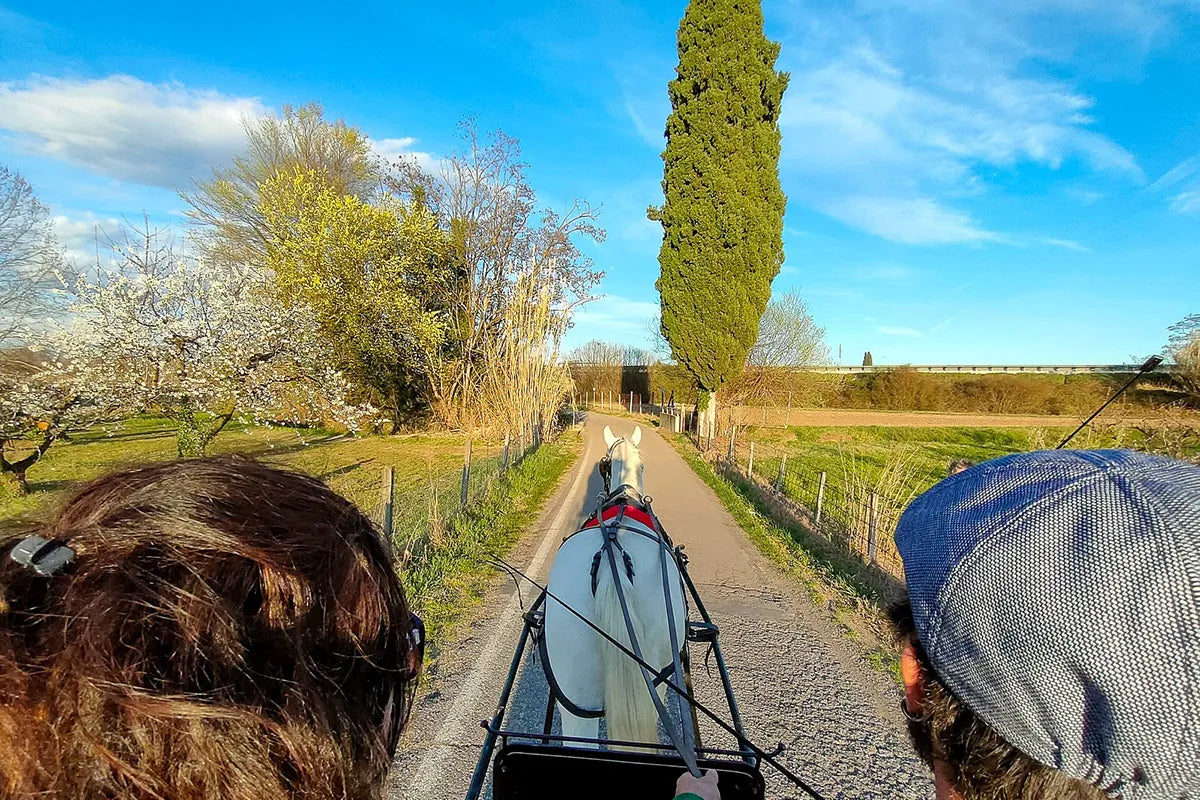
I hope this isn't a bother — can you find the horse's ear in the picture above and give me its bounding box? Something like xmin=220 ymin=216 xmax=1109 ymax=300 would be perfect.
xmin=603 ymin=425 xmax=617 ymax=447
xmin=631 ymin=426 xmax=642 ymax=447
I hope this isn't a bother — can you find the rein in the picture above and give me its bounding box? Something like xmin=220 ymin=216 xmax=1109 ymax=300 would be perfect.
xmin=489 ymin=439 xmax=831 ymax=799
xmin=586 ymin=483 xmax=698 ymax=776
xmin=488 ymin=552 xmax=830 ymax=800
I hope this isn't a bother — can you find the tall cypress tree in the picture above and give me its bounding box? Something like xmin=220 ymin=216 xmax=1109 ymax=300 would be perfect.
xmin=651 ymin=0 xmax=788 ymax=435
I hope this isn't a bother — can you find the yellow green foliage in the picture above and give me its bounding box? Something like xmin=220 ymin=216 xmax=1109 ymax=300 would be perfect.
xmin=185 ymin=103 xmax=377 ymax=267
xmin=258 ymin=171 xmax=453 ymax=422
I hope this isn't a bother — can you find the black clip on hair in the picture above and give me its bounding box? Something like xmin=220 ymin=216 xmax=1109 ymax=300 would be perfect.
xmin=10 ymin=535 xmax=75 ymax=577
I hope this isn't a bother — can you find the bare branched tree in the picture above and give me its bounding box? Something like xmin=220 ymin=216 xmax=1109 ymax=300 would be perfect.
xmin=569 ymin=340 xmax=626 ymax=366
xmin=1167 ymin=313 xmax=1200 ymax=405
xmin=386 ymin=121 xmax=604 ymax=428
xmin=729 ymin=289 xmax=829 ymax=404
xmin=746 ymin=290 xmax=829 ymax=367
xmin=0 ymin=167 xmax=61 ymax=346
xmin=183 ymin=103 xmax=377 ymax=267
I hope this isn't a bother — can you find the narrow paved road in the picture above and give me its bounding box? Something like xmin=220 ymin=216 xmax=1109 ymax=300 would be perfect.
xmin=387 ymin=412 xmax=932 ymax=800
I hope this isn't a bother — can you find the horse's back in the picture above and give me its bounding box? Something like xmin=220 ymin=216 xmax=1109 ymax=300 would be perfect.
xmin=544 ymin=528 xmax=606 ymax=711
xmin=543 ymin=523 xmax=688 ymax=714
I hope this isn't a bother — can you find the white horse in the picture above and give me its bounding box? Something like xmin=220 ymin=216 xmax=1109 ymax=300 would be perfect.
xmin=542 ymin=424 xmax=688 ymax=749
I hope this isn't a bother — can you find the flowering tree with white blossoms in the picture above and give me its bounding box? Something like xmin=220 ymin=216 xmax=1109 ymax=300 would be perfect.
xmin=0 ymin=352 xmax=123 ymax=493
xmin=47 ymin=225 xmax=375 ymax=459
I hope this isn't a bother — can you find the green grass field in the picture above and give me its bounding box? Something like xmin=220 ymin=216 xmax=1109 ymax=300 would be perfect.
xmin=1 ymin=417 xmax=581 ymax=667
xmin=1 ymin=416 xmax=489 ymax=524
xmin=679 ymin=420 xmax=1200 ymax=674
xmin=733 ymin=421 xmax=1200 ymax=497
xmin=741 ymin=425 xmax=1069 ymax=492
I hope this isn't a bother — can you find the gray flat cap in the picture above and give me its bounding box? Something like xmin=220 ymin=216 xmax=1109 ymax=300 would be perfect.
xmin=896 ymin=449 xmax=1200 ymax=799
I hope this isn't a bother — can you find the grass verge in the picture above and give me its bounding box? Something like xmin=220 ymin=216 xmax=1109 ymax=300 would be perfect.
xmin=404 ymin=429 xmax=581 ymax=672
xmin=669 ymin=434 xmax=900 ymax=677
xmin=0 ymin=416 xmax=476 ymax=525
xmin=1 ymin=415 xmax=582 ymax=677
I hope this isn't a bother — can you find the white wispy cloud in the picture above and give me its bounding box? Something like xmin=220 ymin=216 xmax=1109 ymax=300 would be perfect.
xmin=624 ymin=101 xmax=663 ymax=149
xmin=0 ymin=75 xmax=267 ymax=188
xmin=367 ymin=136 xmax=438 ymax=172
xmin=759 ymin=2 xmax=1181 ymax=245
xmin=929 ymin=316 xmax=957 ymax=335
xmin=1036 ymin=237 xmax=1090 ymax=252
xmin=877 ymin=325 xmax=923 ymax=337
xmin=52 ymin=213 xmax=122 ymax=264
xmin=1149 ymin=156 xmax=1199 ymax=191
xmin=1065 ymin=187 xmax=1105 ymax=206
xmin=1170 ymin=191 xmax=1200 ymax=216
xmin=1150 ymin=156 xmax=1200 ymax=215
xmin=780 ymin=47 xmax=1140 ymax=184
xmin=819 ymin=196 xmax=1003 ymax=245
xmin=570 ymin=293 xmax=660 ymax=340
xmin=0 ymin=74 xmax=433 ymax=198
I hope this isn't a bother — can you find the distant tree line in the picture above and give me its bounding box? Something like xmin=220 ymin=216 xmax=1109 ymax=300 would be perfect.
xmin=570 ymin=364 xmax=1177 ymax=417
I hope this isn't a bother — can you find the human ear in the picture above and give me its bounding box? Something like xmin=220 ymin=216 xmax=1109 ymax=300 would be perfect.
xmin=901 ymin=638 xmax=927 ymax=716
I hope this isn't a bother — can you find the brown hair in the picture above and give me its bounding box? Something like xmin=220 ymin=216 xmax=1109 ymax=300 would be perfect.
xmin=0 ymin=456 xmax=416 ymax=800
xmin=891 ymin=603 xmax=1105 ymax=800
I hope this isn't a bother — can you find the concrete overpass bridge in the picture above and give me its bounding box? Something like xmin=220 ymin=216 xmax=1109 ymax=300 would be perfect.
xmin=787 ymin=364 xmax=1147 ymax=375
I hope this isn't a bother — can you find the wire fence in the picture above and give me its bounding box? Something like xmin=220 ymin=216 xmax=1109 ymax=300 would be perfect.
xmin=703 ymin=426 xmax=932 ymax=580
xmin=580 ymin=388 xmax=673 ymax=417
xmin=579 ymin=388 xmax=833 ymax=429
xmin=363 ymin=420 xmax=555 ymax=567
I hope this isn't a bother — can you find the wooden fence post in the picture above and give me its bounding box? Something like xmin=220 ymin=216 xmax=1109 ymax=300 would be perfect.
xmin=748 ymin=442 xmax=755 ymax=477
xmin=775 ymin=454 xmax=787 ymax=491
xmin=380 ymin=466 xmax=394 ymax=539
xmin=460 ymin=439 xmax=472 ymax=506
xmin=502 ymin=433 xmax=511 ymax=472
xmin=785 ymin=392 xmax=792 ymax=428
xmin=628 ymin=392 xmax=634 ymax=413
xmin=867 ymin=491 xmax=880 ymax=564
xmin=727 ymin=425 xmax=737 ymax=465
xmin=816 ymin=471 xmax=827 ymax=525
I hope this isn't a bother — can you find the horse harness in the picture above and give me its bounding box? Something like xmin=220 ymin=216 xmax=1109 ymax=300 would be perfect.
xmin=543 ymin=462 xmax=701 ymax=774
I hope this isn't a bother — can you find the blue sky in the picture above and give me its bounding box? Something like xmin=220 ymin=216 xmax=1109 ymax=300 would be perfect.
xmin=1 ymin=0 xmax=1198 ymax=364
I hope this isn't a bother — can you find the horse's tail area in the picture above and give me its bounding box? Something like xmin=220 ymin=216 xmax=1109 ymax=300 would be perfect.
xmin=594 ymin=562 xmax=660 ymax=749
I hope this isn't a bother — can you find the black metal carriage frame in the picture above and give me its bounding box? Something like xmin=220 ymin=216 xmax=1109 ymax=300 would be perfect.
xmin=464 ymin=551 xmax=767 ymax=800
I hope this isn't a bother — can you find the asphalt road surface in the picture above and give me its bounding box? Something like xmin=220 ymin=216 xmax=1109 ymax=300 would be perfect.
xmin=387 ymin=412 xmax=932 ymax=800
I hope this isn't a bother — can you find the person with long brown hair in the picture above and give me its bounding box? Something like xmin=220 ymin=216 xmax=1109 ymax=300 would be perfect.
xmin=0 ymin=455 xmax=423 ymax=800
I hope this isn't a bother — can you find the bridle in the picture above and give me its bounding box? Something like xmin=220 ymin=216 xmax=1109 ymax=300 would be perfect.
xmin=598 ymin=437 xmax=621 ymax=493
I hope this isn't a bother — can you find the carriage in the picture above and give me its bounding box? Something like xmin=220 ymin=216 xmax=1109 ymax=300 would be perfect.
xmin=463 ymin=425 xmax=775 ymax=800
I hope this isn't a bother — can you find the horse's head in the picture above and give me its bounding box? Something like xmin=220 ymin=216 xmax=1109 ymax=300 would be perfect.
xmin=602 ymin=424 xmax=644 ymax=494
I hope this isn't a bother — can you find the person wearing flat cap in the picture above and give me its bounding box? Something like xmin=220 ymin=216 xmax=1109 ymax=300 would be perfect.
xmin=893 ymin=449 xmax=1200 ymax=800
